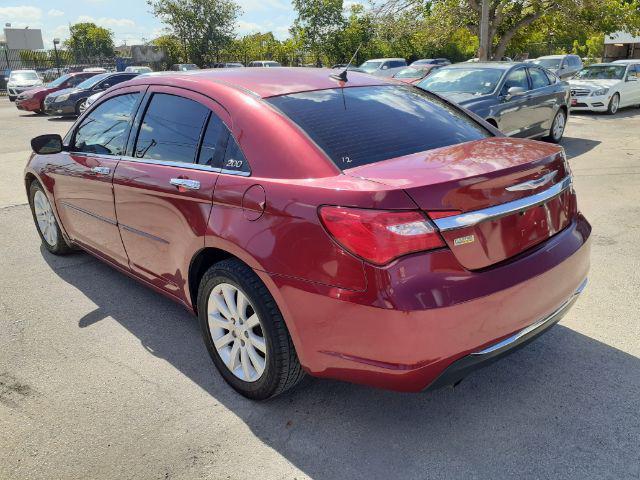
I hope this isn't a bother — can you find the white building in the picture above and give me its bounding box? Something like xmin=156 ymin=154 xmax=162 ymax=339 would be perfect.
xmin=604 ymin=32 xmax=640 ymax=61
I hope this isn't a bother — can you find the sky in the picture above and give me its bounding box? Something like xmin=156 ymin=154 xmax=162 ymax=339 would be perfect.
xmin=0 ymin=0 xmax=298 ymax=48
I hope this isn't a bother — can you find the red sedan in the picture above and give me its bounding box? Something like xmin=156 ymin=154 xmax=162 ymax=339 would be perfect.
xmin=25 ymin=68 xmax=590 ymax=399
xmin=15 ymin=72 xmax=97 ymax=113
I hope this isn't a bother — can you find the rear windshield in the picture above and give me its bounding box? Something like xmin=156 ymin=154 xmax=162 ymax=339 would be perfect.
xmin=267 ymin=85 xmax=490 ymax=169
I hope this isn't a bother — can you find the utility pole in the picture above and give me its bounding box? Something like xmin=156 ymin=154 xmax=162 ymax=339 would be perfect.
xmin=53 ymin=38 xmax=61 ymax=77
xmin=478 ymin=0 xmax=490 ymax=61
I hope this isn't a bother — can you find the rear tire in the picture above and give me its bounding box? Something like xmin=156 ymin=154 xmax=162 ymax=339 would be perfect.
xmin=606 ymin=93 xmax=620 ymax=115
xmin=8 ymin=96 xmax=16 ymax=102
xmin=545 ymin=109 xmax=566 ymax=143
xmin=28 ymin=181 xmax=74 ymax=255
xmin=197 ymin=259 xmax=305 ymax=400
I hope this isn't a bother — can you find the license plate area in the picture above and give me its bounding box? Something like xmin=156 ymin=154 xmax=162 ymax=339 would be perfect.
xmin=439 ymin=189 xmax=576 ymax=270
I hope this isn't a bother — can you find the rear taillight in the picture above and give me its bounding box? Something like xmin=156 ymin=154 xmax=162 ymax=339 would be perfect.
xmin=318 ymin=206 xmax=446 ymax=265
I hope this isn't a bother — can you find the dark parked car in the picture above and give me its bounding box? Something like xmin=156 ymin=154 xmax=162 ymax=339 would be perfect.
xmin=418 ymin=62 xmax=570 ymax=142
xmin=15 ymin=72 xmax=98 ymax=113
xmin=25 ymin=68 xmax=589 ymax=399
xmin=528 ymin=54 xmax=583 ymax=80
xmin=43 ymin=72 xmax=139 ymax=116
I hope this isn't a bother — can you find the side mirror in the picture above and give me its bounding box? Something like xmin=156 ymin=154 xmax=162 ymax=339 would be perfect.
xmin=382 ymin=65 xmax=388 ymax=70
xmin=506 ymin=86 xmax=526 ymax=99
xmin=31 ymin=134 xmax=63 ymax=154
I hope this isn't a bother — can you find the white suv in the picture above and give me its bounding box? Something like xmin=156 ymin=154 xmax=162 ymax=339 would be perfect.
xmin=5 ymin=70 xmax=43 ymax=102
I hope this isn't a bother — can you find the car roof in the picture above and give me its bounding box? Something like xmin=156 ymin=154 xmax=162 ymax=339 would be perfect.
xmin=443 ymin=61 xmax=523 ymax=70
xmin=537 ymin=55 xmax=574 ymax=59
xmin=11 ymin=69 xmax=37 ymax=73
xmin=130 ymin=67 xmax=391 ymax=98
xmin=365 ymin=58 xmax=405 ymax=62
xmin=613 ymin=59 xmax=640 ymax=64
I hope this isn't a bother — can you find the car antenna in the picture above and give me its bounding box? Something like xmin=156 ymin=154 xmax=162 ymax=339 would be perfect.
xmin=330 ymin=43 xmax=362 ymax=83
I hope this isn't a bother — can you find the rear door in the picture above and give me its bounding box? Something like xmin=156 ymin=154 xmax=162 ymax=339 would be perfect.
xmin=526 ymin=66 xmax=557 ymax=136
xmin=628 ymin=65 xmax=640 ymax=104
xmin=113 ymin=86 xmax=229 ymax=300
xmin=53 ymin=86 xmax=144 ymax=265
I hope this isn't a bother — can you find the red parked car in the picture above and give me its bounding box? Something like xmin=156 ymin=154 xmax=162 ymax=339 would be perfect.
xmin=15 ymin=72 xmax=97 ymax=113
xmin=25 ymin=68 xmax=590 ymax=399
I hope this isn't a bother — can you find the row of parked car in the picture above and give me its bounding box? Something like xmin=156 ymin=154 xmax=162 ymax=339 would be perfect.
xmin=7 ymin=56 xmax=640 ymax=145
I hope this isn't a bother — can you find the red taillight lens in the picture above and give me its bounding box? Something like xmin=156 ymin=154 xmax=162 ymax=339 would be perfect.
xmin=319 ymin=206 xmax=446 ymax=265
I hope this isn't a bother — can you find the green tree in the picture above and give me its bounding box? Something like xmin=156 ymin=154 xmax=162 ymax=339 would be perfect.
xmin=291 ymin=0 xmax=346 ymax=66
xmin=376 ymin=0 xmax=640 ymax=60
xmin=151 ymin=34 xmax=184 ymax=66
xmin=64 ymin=22 xmax=114 ymax=60
xmin=149 ymin=0 xmax=241 ymax=66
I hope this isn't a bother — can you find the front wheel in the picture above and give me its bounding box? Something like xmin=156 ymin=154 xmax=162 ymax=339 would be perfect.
xmin=197 ymin=259 xmax=305 ymax=400
xmin=28 ymin=181 xmax=74 ymax=255
xmin=607 ymin=93 xmax=620 ymax=115
xmin=545 ymin=109 xmax=566 ymax=143
xmin=76 ymin=98 xmax=87 ymax=115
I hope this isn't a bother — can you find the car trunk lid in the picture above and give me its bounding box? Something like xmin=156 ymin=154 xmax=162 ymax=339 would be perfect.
xmin=344 ymin=137 xmax=576 ymax=269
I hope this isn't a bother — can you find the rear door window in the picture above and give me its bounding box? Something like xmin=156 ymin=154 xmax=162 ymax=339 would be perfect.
xmin=267 ymin=85 xmax=489 ymax=170
xmin=134 ymin=93 xmax=209 ymax=163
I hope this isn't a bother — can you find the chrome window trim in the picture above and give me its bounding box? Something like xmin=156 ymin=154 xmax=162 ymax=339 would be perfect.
xmin=433 ymin=176 xmax=573 ymax=232
xmin=116 ymin=156 xmax=252 ymax=176
xmin=471 ymin=277 xmax=587 ymax=356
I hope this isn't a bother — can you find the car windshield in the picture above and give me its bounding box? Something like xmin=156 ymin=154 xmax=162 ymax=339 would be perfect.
xmin=47 ymin=74 xmax=72 ymax=87
xmin=75 ymin=73 xmax=110 ymax=89
xmin=394 ymin=67 xmax=425 ymax=79
xmin=418 ymin=68 xmax=503 ymax=95
xmin=359 ymin=61 xmax=382 ymax=73
xmin=574 ymin=65 xmax=626 ymax=80
xmin=10 ymin=71 xmax=38 ymax=81
xmin=267 ymin=85 xmax=489 ymax=170
xmin=531 ymin=58 xmax=562 ymax=69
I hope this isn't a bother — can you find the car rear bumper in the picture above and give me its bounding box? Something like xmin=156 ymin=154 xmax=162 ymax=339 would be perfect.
xmin=426 ymin=277 xmax=587 ymax=390
xmin=261 ymin=214 xmax=591 ymax=392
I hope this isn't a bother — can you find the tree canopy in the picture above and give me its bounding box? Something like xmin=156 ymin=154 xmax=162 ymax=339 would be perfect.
xmin=148 ymin=0 xmax=241 ymax=66
xmin=64 ymin=22 xmax=115 ymax=60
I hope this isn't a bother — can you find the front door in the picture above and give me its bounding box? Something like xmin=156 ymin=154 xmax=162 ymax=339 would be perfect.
xmin=497 ymin=67 xmax=532 ymax=137
xmin=53 ymin=87 xmax=144 ymax=265
xmin=113 ymin=86 xmax=230 ymax=302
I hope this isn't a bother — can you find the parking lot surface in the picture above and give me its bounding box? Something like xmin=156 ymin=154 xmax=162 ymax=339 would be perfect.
xmin=1 ymin=102 xmax=639 ymax=479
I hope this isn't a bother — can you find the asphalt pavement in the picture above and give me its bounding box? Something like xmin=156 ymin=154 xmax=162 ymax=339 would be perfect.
xmin=1 ymin=101 xmax=639 ymax=480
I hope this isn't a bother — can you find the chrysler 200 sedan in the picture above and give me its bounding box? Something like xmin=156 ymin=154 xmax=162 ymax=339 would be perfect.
xmin=417 ymin=62 xmax=570 ymax=142
xmin=25 ymin=68 xmax=590 ymax=399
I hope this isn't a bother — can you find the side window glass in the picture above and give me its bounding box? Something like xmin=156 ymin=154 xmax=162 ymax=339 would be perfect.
xmin=529 ymin=68 xmax=550 ymax=89
xmin=197 ymin=113 xmax=227 ymax=166
xmin=502 ymin=68 xmax=529 ymax=93
xmin=222 ymin=135 xmax=250 ymax=174
xmin=73 ymin=93 xmax=139 ymax=155
xmin=135 ymin=93 xmax=209 ymax=163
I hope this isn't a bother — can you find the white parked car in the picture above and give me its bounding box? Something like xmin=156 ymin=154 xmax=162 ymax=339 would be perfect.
xmin=5 ymin=70 xmax=43 ymax=101
xmin=125 ymin=66 xmax=153 ymax=73
xmin=568 ymin=63 xmax=640 ymax=114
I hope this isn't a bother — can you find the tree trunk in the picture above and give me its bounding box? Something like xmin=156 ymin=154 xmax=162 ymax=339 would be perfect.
xmin=491 ymin=10 xmax=545 ymax=59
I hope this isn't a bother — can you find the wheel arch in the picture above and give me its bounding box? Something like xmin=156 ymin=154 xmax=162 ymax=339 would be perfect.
xmin=188 ymin=247 xmax=234 ymax=313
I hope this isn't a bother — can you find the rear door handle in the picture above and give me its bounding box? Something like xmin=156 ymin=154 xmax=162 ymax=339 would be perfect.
xmin=170 ymin=178 xmax=200 ymax=190
xmin=91 ymin=166 xmax=111 ymax=175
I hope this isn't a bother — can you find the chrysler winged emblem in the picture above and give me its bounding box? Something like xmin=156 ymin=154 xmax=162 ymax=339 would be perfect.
xmin=506 ymin=171 xmax=558 ymax=192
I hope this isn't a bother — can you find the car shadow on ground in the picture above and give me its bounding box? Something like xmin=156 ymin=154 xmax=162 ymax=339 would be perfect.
xmin=560 ymin=136 xmax=601 ymax=159
xmin=42 ymin=248 xmax=640 ymax=479
xmin=46 ymin=116 xmax=76 ymax=122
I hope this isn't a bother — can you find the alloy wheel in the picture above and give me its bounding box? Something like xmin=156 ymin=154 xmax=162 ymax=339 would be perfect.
xmin=552 ymin=111 xmax=566 ymax=141
xmin=207 ymin=283 xmax=267 ymax=382
xmin=33 ymin=190 xmax=58 ymax=247
xmin=610 ymin=95 xmax=619 ymax=114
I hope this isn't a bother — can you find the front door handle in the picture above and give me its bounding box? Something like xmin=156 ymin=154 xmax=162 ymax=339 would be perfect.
xmin=170 ymin=178 xmax=200 ymax=190
xmin=91 ymin=166 xmax=111 ymax=175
